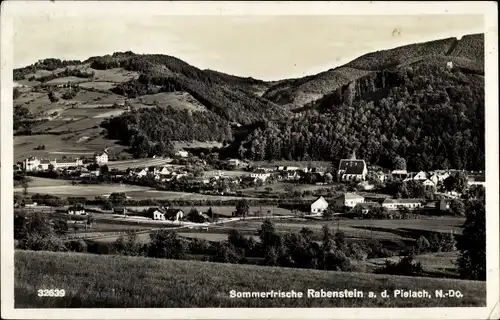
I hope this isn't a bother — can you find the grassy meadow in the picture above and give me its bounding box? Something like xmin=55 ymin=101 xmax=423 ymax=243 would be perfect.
xmin=15 ymin=250 xmax=485 ymax=308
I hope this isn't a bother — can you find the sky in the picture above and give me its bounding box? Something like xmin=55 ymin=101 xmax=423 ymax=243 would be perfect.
xmin=13 ymin=14 xmax=484 ymax=80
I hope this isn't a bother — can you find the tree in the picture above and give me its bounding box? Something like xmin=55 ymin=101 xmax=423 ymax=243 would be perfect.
xmin=235 ymin=199 xmax=250 ymax=218
xmin=53 ymin=219 xmax=68 ymax=236
xmin=457 ymin=200 xmax=486 ymax=280
xmin=334 ymin=231 xmax=347 ymax=252
xmin=466 ymin=185 xmax=485 ymax=201
xmin=109 ymin=192 xmax=127 ymax=206
xmin=443 ymin=172 xmax=468 ymax=194
xmin=449 ymin=199 xmax=466 ymax=216
xmin=48 ymin=91 xmax=59 ymax=102
xmin=392 ymin=156 xmax=407 ymax=170
xmin=148 ymin=229 xmax=186 ymax=259
xmin=100 ymin=165 xmax=109 ymax=175
xmin=258 ymin=219 xmax=278 ymax=248
xmin=13 ymin=87 xmax=21 ymax=99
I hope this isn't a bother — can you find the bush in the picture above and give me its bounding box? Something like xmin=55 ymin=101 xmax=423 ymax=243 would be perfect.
xmin=376 ymin=254 xmax=424 ymax=276
xmin=67 ymin=240 xmax=88 ymax=253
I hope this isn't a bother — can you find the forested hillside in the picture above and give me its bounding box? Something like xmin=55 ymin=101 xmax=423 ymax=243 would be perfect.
xmin=13 ymin=33 xmax=485 ymax=168
xmin=101 ymin=106 xmax=233 ymax=158
xmin=238 ymin=63 xmax=484 ymax=171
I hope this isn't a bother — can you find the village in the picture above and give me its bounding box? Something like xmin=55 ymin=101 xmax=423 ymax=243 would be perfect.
xmin=14 ymin=149 xmax=485 ymax=228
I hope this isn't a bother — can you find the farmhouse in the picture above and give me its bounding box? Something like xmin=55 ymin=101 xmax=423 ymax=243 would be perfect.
xmin=68 ymin=205 xmax=86 ymax=215
xmin=94 ymin=151 xmax=108 ymax=164
xmin=310 ymin=196 xmax=329 ymax=214
xmin=175 ymin=150 xmax=189 ymax=158
xmin=250 ymin=169 xmax=271 ymax=181
xmin=334 ymin=193 xmax=365 ymax=208
xmin=165 ymin=208 xmax=184 ymax=221
xmin=422 ymin=179 xmax=436 ymax=188
xmin=337 ymin=159 xmax=368 ymax=181
xmin=412 ymin=171 xmax=428 ymax=181
xmin=227 ymin=159 xmax=241 ymax=167
xmin=381 ymin=198 xmax=423 ymax=210
xmin=22 ymin=199 xmax=38 ymax=208
xmin=147 ymin=207 xmax=166 ymax=220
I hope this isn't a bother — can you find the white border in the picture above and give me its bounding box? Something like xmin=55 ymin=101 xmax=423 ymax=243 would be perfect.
xmin=1 ymin=1 xmax=498 ymax=319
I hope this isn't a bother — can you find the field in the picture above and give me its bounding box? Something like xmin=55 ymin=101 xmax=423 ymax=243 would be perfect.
xmin=138 ymin=91 xmax=208 ymax=112
xmin=15 ymin=182 xmax=264 ymax=201
xmin=224 ymin=216 xmax=465 ymax=242
xmin=15 ymin=250 xmax=485 ymax=308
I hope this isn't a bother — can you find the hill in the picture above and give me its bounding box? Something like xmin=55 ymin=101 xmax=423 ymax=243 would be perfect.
xmin=15 ymin=250 xmax=485 ymax=308
xmin=13 ymin=33 xmax=484 ymax=166
xmin=262 ymin=34 xmax=484 ymax=108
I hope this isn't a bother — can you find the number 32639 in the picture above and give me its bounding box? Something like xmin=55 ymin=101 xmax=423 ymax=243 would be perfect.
xmin=37 ymin=289 xmax=65 ymax=297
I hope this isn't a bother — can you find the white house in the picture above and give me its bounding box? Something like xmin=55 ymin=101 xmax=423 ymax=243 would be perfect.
xmin=153 ymin=209 xmax=166 ymax=220
xmin=68 ymin=205 xmax=86 ymax=215
xmin=310 ymin=196 xmax=329 ymax=214
xmin=250 ymin=169 xmax=271 ymax=181
xmin=227 ymin=159 xmax=241 ymax=167
xmin=412 ymin=171 xmax=428 ymax=181
xmin=337 ymin=159 xmax=368 ymax=181
xmin=422 ymin=179 xmax=436 ymax=188
xmin=95 ymin=152 xmax=108 ymax=164
xmin=334 ymin=193 xmax=365 ymax=208
xmin=429 ymin=174 xmax=440 ymax=185
xmin=175 ymin=150 xmax=189 ymax=158
xmin=446 ymin=61 xmax=453 ymax=69
xmin=381 ymin=198 xmax=422 ymax=211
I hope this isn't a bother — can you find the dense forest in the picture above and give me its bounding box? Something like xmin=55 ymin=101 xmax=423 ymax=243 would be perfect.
xmin=101 ymin=106 xmax=233 ymax=158
xmin=237 ymin=63 xmax=484 ymax=171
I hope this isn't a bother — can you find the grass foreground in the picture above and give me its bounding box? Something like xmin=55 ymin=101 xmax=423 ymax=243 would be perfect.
xmin=15 ymin=250 xmax=485 ymax=308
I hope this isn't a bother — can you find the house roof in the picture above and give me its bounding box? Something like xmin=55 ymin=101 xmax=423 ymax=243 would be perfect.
xmin=468 ymin=175 xmax=485 ymax=182
xmin=391 ymin=170 xmax=408 ymax=175
xmin=40 ymin=159 xmax=51 ymax=164
xmin=311 ymin=196 xmax=328 ymax=205
xmin=336 ymin=193 xmax=364 ymax=200
xmin=165 ymin=208 xmax=184 ymax=218
xmin=338 ymin=159 xmax=366 ymax=175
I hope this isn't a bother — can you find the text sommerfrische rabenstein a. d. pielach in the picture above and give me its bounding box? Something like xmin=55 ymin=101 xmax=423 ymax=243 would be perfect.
xmin=229 ymin=289 xmax=463 ymax=299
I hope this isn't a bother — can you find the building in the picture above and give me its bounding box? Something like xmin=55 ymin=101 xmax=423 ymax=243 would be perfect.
xmin=22 ymin=199 xmax=38 ymax=208
xmin=165 ymin=208 xmax=184 ymax=221
xmin=422 ymin=179 xmax=436 ymax=188
xmin=429 ymin=174 xmax=440 ymax=185
xmin=381 ymin=198 xmax=422 ymax=211
xmin=334 ymin=193 xmax=365 ymax=208
xmin=391 ymin=169 xmax=408 ymax=180
xmin=337 ymin=159 xmax=368 ymax=181
xmin=412 ymin=171 xmax=428 ymax=181
xmin=446 ymin=61 xmax=453 ymax=69
xmin=68 ymin=205 xmax=86 ymax=215
xmin=149 ymin=208 xmax=166 ymax=220
xmin=227 ymin=159 xmax=241 ymax=167
xmin=250 ymin=169 xmax=271 ymax=181
xmin=175 ymin=150 xmax=189 ymax=158
xmin=310 ymin=196 xmax=329 ymax=214
xmin=95 ymin=151 xmax=109 ymax=164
